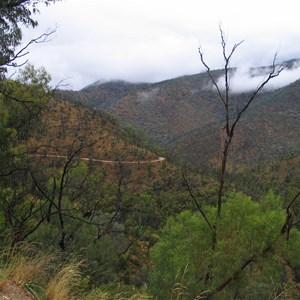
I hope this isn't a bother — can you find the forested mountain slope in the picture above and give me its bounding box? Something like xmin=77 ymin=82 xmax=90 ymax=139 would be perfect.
xmin=63 ymin=64 xmax=300 ymax=168
xmin=169 ymin=78 xmax=300 ymax=167
xmin=2 ymin=1 xmax=300 ymax=298
xmin=28 ymin=98 xmax=158 ymax=162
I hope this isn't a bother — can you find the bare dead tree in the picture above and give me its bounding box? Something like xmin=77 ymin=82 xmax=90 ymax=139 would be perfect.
xmin=191 ymin=28 xmax=300 ymax=299
xmin=199 ymin=26 xmax=284 ymax=217
xmin=184 ymin=27 xmax=284 ymax=244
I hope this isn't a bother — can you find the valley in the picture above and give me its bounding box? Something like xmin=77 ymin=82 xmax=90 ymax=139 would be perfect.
xmin=60 ymin=61 xmax=300 ymax=170
xmin=2 ymin=2 xmax=300 ymax=299
xmin=1 ymin=63 xmax=300 ymax=299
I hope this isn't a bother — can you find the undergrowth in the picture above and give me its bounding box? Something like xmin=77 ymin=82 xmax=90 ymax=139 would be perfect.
xmin=0 ymin=243 xmax=83 ymax=300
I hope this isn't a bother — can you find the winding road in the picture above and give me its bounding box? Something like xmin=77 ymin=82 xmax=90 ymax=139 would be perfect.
xmin=34 ymin=154 xmax=166 ymax=164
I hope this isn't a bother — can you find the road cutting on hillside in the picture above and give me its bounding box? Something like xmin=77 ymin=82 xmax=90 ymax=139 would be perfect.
xmin=34 ymin=154 xmax=166 ymax=164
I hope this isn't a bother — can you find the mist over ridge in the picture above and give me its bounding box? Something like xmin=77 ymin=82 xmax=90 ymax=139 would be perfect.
xmin=83 ymin=58 xmax=300 ymax=93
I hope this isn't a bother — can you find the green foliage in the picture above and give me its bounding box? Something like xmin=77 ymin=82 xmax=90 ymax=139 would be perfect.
xmin=0 ymin=10 xmax=299 ymax=297
xmin=124 ymin=124 xmax=148 ymax=148
xmin=149 ymin=192 xmax=300 ymax=299
xmin=0 ymin=0 xmax=59 ymax=76
xmin=0 ymin=65 xmax=52 ymax=244
xmin=0 ymin=99 xmax=16 ymax=174
xmin=0 ymin=65 xmax=51 ymax=144
xmin=149 ymin=210 xmax=213 ymax=299
xmin=232 ymin=152 xmax=300 ymax=206
xmin=17 ymin=64 xmax=52 ymax=93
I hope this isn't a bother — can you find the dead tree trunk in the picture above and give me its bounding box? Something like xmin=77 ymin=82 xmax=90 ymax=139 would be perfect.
xmin=199 ymin=26 xmax=283 ymax=217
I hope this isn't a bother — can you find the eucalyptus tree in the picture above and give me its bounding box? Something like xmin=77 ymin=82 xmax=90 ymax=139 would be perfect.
xmin=0 ymin=0 xmax=59 ymax=77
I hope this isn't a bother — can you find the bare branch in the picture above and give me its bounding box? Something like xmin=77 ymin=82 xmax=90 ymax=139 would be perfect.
xmin=281 ymin=190 xmax=300 ymax=240
xmin=200 ymin=27 xmax=284 ymax=217
xmin=230 ymin=55 xmax=284 ymax=135
xmin=52 ymin=76 xmax=72 ymax=94
xmin=198 ymin=46 xmax=226 ymax=107
xmin=0 ymin=85 xmax=34 ymax=104
xmin=201 ymin=244 xmax=274 ymax=299
xmin=182 ymin=172 xmax=213 ymax=230
xmin=2 ymin=30 xmax=56 ymax=69
xmin=201 ymin=188 xmax=299 ymax=299
xmin=287 ymin=190 xmax=300 ymax=212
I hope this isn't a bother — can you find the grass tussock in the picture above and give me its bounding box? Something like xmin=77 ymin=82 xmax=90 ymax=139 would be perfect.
xmin=0 ymin=243 xmax=51 ymax=285
xmin=0 ymin=243 xmax=84 ymax=300
xmin=86 ymin=290 xmax=152 ymax=300
xmin=0 ymin=243 xmax=153 ymax=300
xmin=85 ymin=283 xmax=152 ymax=300
xmin=45 ymin=261 xmax=82 ymax=300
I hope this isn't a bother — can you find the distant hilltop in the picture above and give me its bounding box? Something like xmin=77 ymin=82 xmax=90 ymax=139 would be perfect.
xmin=58 ymin=58 xmax=300 ymax=169
xmin=83 ymin=58 xmax=300 ymax=89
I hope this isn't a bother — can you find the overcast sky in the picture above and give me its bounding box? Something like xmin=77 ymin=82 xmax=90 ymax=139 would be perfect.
xmin=19 ymin=0 xmax=300 ymax=90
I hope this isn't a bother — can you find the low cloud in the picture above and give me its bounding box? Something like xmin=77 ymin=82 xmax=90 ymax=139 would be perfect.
xmin=13 ymin=0 xmax=300 ymax=91
xmin=215 ymin=61 xmax=300 ymax=93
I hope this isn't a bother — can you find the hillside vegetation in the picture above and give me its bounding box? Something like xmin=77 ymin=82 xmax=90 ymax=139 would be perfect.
xmin=1 ymin=2 xmax=300 ymax=299
xmin=1 ymin=61 xmax=300 ymax=300
xmin=63 ymin=64 xmax=300 ymax=169
xmin=28 ymin=99 xmax=158 ymax=162
xmin=1 ymin=66 xmax=217 ymax=298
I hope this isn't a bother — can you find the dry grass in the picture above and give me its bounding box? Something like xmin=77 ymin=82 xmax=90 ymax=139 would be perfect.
xmin=170 ymin=262 xmax=190 ymax=300
xmin=87 ymin=290 xmax=152 ymax=300
xmin=85 ymin=281 xmax=152 ymax=300
xmin=0 ymin=243 xmax=50 ymax=285
xmin=45 ymin=261 xmax=82 ymax=300
xmin=0 ymin=243 xmax=84 ymax=300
